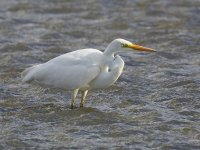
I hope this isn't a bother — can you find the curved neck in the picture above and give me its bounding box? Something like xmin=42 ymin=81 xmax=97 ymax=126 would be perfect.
xmin=104 ymin=46 xmax=116 ymax=56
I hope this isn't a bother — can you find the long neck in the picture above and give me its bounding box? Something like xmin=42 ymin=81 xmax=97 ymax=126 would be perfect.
xmin=104 ymin=48 xmax=114 ymax=56
xmin=104 ymin=43 xmax=118 ymax=56
xmin=89 ymin=56 xmax=124 ymax=89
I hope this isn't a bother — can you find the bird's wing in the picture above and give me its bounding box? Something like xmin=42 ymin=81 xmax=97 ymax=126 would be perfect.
xmin=47 ymin=49 xmax=102 ymax=66
xmin=27 ymin=62 xmax=100 ymax=89
xmin=22 ymin=48 xmax=102 ymax=89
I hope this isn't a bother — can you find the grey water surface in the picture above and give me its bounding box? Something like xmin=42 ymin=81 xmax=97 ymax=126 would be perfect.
xmin=0 ymin=0 xmax=200 ymax=149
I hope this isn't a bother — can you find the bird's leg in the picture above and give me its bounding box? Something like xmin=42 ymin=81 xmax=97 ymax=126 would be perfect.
xmin=70 ymin=89 xmax=79 ymax=109
xmin=80 ymin=90 xmax=88 ymax=108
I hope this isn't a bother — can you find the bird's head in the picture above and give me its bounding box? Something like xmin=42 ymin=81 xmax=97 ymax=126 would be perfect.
xmin=105 ymin=38 xmax=156 ymax=55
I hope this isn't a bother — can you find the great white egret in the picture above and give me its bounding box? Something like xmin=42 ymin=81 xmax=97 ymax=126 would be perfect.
xmin=22 ymin=39 xmax=156 ymax=109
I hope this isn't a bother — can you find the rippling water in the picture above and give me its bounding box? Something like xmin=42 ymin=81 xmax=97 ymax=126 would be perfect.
xmin=0 ymin=0 xmax=200 ymax=149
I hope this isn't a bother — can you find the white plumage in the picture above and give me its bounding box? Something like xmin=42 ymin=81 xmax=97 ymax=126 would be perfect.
xmin=22 ymin=39 xmax=155 ymax=108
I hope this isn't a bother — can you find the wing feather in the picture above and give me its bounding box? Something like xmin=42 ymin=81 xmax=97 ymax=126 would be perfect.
xmin=24 ymin=62 xmax=100 ymax=89
xmin=22 ymin=48 xmax=102 ymax=89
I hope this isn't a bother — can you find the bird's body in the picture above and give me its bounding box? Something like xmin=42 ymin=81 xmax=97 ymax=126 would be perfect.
xmin=22 ymin=48 xmax=124 ymax=90
xmin=22 ymin=39 xmax=155 ymax=108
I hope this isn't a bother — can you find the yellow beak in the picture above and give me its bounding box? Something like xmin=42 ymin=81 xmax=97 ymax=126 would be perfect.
xmin=128 ymin=43 xmax=156 ymax=52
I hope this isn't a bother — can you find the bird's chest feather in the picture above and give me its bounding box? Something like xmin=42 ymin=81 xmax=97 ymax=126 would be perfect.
xmin=89 ymin=55 xmax=124 ymax=89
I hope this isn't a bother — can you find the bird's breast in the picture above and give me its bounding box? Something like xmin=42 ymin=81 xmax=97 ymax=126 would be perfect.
xmin=89 ymin=55 xmax=124 ymax=89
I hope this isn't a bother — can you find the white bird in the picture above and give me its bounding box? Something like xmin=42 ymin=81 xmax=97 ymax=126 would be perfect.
xmin=22 ymin=39 xmax=156 ymax=109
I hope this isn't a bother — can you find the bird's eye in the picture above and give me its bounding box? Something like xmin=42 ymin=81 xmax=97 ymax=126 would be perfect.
xmin=121 ymin=43 xmax=128 ymax=48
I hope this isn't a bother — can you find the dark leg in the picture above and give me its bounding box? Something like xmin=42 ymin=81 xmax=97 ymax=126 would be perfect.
xmin=70 ymin=89 xmax=79 ymax=109
xmin=80 ymin=90 xmax=88 ymax=107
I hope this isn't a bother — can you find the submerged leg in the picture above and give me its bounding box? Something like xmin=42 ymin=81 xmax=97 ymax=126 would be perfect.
xmin=80 ymin=90 xmax=88 ymax=107
xmin=70 ymin=89 xmax=79 ymax=109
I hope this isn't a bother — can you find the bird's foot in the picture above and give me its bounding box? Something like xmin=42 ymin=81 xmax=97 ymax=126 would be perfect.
xmin=80 ymin=103 xmax=84 ymax=108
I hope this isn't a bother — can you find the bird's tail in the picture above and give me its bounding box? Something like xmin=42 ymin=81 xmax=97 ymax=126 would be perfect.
xmin=21 ymin=65 xmax=38 ymax=83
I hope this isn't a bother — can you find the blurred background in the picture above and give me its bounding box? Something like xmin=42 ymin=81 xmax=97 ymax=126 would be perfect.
xmin=0 ymin=0 xmax=199 ymax=149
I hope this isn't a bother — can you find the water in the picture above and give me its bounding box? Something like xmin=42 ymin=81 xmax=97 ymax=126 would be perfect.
xmin=0 ymin=0 xmax=200 ymax=149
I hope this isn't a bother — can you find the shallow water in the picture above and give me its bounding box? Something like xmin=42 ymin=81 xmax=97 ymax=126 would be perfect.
xmin=0 ymin=0 xmax=200 ymax=149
